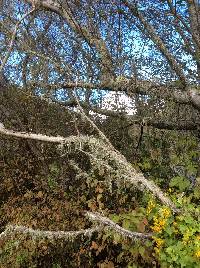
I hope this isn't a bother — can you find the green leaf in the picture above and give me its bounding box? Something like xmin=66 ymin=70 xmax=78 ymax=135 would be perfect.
xmin=138 ymin=246 xmax=145 ymax=256
xmin=169 ymin=176 xmax=190 ymax=191
xmin=111 ymin=215 xmax=120 ymax=223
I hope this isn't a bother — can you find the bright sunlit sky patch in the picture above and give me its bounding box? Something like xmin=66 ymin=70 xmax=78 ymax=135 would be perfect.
xmin=101 ymin=91 xmax=136 ymax=115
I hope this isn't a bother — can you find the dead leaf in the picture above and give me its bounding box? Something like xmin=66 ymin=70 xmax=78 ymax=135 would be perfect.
xmin=98 ymin=261 xmax=115 ymax=268
xmin=137 ymin=221 xmax=145 ymax=233
xmin=90 ymin=241 xmax=99 ymax=250
xmin=36 ymin=191 xmax=43 ymax=199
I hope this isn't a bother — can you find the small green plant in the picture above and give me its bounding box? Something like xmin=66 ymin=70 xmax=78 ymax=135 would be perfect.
xmin=169 ymin=176 xmax=190 ymax=192
xmin=47 ymin=175 xmax=58 ymax=189
xmin=47 ymin=163 xmax=60 ymax=189
xmin=146 ymin=194 xmax=200 ymax=268
xmin=52 ymin=263 xmax=62 ymax=268
xmin=16 ymin=252 xmax=29 ymax=266
xmin=109 ymin=189 xmax=200 ymax=268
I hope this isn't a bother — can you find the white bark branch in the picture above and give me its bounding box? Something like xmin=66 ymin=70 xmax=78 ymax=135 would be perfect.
xmin=0 ymin=224 xmax=100 ymax=240
xmin=86 ymin=212 xmax=152 ymax=240
xmin=0 ymin=124 xmax=65 ymax=143
xmin=0 ymin=213 xmax=152 ymax=243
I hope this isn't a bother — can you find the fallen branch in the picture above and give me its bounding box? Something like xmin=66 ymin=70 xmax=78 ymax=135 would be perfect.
xmin=86 ymin=212 xmax=153 ymax=240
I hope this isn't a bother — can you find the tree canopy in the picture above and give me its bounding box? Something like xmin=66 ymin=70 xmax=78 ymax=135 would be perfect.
xmin=1 ymin=0 xmax=200 ymax=130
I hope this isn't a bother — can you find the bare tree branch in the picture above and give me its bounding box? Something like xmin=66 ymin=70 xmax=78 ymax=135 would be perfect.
xmin=186 ymin=0 xmax=200 ymax=80
xmin=186 ymin=0 xmax=200 ymax=49
xmin=0 ymin=213 xmax=152 ymax=243
xmin=50 ymin=97 xmax=198 ymax=131
xmin=28 ymin=77 xmax=200 ymax=111
xmin=122 ymin=0 xmax=187 ymax=85
xmin=0 ymin=7 xmax=36 ymax=74
xmin=86 ymin=212 xmax=153 ymax=240
xmin=0 ymin=224 xmax=100 ymax=240
xmin=74 ymin=89 xmax=115 ymax=150
xmin=166 ymin=0 xmax=198 ymax=44
xmin=24 ymin=0 xmax=114 ymax=81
